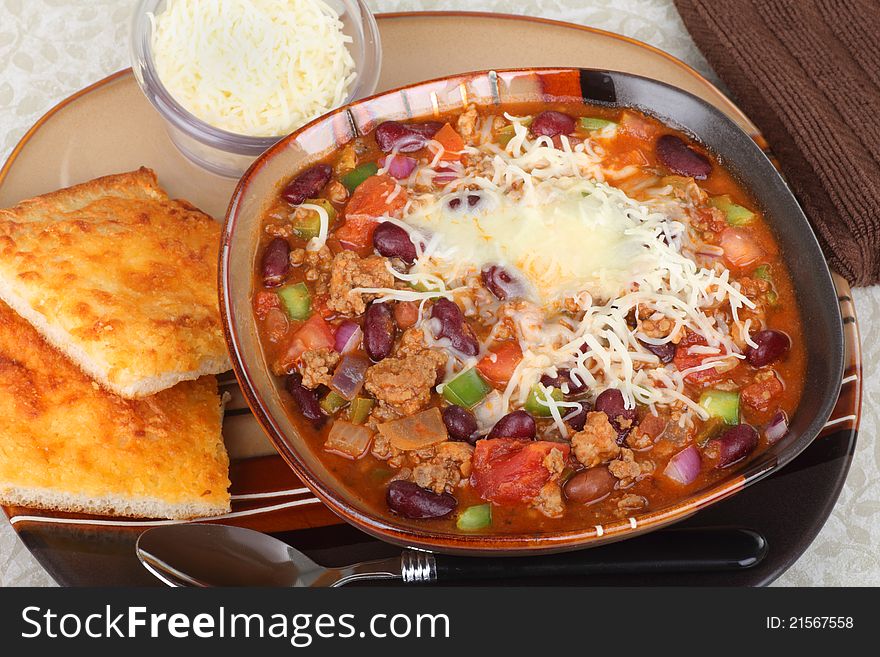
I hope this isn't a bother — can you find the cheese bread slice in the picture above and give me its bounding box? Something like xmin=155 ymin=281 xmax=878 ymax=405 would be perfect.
xmin=0 ymin=168 xmax=231 ymax=398
xmin=0 ymin=300 xmax=230 ymax=519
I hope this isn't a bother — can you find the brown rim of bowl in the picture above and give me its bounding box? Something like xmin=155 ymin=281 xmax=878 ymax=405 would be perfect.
xmin=220 ymin=66 xmax=840 ymax=554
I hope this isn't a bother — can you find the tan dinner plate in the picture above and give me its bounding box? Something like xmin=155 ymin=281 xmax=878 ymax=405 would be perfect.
xmin=0 ymin=12 xmax=861 ymax=586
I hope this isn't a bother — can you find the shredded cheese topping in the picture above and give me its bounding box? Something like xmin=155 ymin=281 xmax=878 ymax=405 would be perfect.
xmin=150 ymin=0 xmax=356 ymax=137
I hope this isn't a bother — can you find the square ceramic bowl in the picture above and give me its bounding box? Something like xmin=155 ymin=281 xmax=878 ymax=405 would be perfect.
xmin=220 ymin=68 xmax=843 ymax=555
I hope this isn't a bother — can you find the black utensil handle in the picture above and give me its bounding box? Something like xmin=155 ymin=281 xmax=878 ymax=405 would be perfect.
xmin=427 ymin=527 xmax=767 ymax=583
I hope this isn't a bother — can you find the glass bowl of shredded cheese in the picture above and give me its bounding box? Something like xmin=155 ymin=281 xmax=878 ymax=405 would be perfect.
xmin=131 ymin=0 xmax=381 ymax=177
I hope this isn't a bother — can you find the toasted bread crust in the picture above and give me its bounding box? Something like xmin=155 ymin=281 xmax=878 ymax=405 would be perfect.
xmin=0 ymin=168 xmax=231 ymax=397
xmin=0 ymin=300 xmax=230 ymax=519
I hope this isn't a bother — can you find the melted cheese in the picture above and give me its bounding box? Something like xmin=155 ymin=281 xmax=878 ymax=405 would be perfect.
xmin=405 ymin=179 xmax=671 ymax=305
xmin=379 ymin=114 xmax=757 ymax=423
xmin=150 ymin=0 xmax=356 ymax=137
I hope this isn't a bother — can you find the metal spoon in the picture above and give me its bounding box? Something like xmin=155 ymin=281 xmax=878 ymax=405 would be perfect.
xmin=136 ymin=524 xmax=766 ymax=587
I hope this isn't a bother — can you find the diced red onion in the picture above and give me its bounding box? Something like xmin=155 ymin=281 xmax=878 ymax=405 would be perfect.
xmin=329 ymin=353 xmax=370 ymax=400
xmin=663 ymin=445 xmax=701 ymax=485
xmin=334 ymin=320 xmax=362 ymax=354
xmin=763 ymin=410 xmax=789 ymax=444
xmin=380 ymin=155 xmax=417 ymax=180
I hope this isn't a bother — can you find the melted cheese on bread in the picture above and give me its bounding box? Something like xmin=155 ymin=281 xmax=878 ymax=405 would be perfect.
xmin=0 ymin=168 xmax=231 ymax=398
xmin=0 ymin=300 xmax=230 ymax=519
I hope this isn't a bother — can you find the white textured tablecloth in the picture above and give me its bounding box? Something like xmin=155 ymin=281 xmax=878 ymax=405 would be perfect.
xmin=0 ymin=0 xmax=877 ymax=587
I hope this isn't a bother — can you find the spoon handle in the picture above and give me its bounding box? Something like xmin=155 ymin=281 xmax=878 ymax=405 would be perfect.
xmin=400 ymin=527 xmax=766 ymax=583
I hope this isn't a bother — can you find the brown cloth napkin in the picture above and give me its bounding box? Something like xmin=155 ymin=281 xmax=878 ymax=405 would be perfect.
xmin=674 ymin=0 xmax=880 ymax=286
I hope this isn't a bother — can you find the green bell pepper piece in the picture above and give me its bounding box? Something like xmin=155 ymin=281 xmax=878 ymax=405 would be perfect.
xmin=292 ymin=198 xmax=336 ymax=240
xmin=579 ymin=117 xmax=617 ymax=132
xmin=524 ymin=385 xmax=564 ymax=417
xmin=340 ymin=162 xmax=379 ymax=192
xmin=709 ymin=195 xmax=755 ymax=226
xmin=278 ymin=282 xmax=311 ymax=320
xmin=456 ymin=504 xmax=492 ymax=531
xmin=442 ymin=368 xmax=491 ymax=409
xmin=699 ymin=389 xmax=740 ymax=425
xmin=349 ymin=396 xmax=375 ymax=424
xmin=320 ymin=390 xmax=349 ymax=415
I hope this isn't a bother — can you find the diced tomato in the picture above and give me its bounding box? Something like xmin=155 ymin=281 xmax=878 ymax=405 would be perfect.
xmin=476 ymin=341 xmax=523 ymax=386
xmin=471 ymin=439 xmax=570 ymax=505
xmin=432 ymin=123 xmax=465 ymax=162
xmin=741 ymin=371 xmax=784 ymax=412
xmin=637 ymin=411 xmax=668 ymax=440
xmin=334 ymin=214 xmax=378 ymax=251
xmin=719 ymin=228 xmax=763 ymax=269
xmin=276 ymin=314 xmax=335 ymax=371
xmin=253 ymin=290 xmax=280 ymax=320
xmin=618 ymin=110 xmax=660 ymax=141
xmin=345 ymin=174 xmax=407 ymax=221
xmin=673 ymin=331 xmax=725 ymax=385
xmin=337 ymin=174 xmax=408 ymax=250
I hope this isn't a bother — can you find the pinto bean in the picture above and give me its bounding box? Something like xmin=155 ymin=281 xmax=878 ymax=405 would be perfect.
xmin=280 ymin=164 xmax=332 ymax=205
xmin=386 ymin=480 xmax=457 ymax=519
xmin=393 ymin=301 xmax=420 ymax=329
xmin=363 ymin=302 xmax=395 ymax=362
xmin=261 ymin=237 xmax=290 ymax=287
xmin=564 ymin=467 xmax=616 ymax=504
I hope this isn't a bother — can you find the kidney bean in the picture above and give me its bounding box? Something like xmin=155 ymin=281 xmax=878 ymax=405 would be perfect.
xmin=431 ymin=298 xmax=479 ymax=357
xmin=363 ymin=302 xmax=396 ymax=361
xmin=280 ymin=164 xmax=332 ymax=205
xmin=442 ymin=405 xmax=478 ymax=442
xmin=564 ymin=467 xmax=616 ymax=504
xmin=746 ymin=330 xmax=791 ymax=367
xmin=530 ymin=111 xmax=576 ymax=138
xmin=566 ymin=401 xmax=591 ymax=431
xmin=373 ymin=222 xmax=417 ymax=264
xmin=655 ymin=135 xmax=712 ymax=179
xmin=375 ymin=121 xmax=444 ymax=153
xmin=285 ymin=373 xmax=325 ymax=426
xmin=641 ymin=339 xmax=676 ymax=364
xmin=540 ymin=369 xmax=587 ymax=396
xmin=487 ymin=410 xmax=537 ymax=440
xmin=481 ymin=265 xmax=527 ymax=301
xmin=594 ymin=388 xmax=637 ymax=442
xmin=386 ymin=480 xmax=457 ymax=519
xmin=713 ymin=423 xmax=759 ymax=468
xmin=261 ymin=237 xmax=290 ymax=287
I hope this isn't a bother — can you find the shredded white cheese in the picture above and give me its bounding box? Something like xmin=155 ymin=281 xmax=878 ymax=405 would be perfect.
xmin=399 ymin=114 xmax=758 ymax=419
xmin=151 ymin=0 xmax=356 ymax=137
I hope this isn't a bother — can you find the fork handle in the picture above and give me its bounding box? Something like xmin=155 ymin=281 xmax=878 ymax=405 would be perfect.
xmin=400 ymin=527 xmax=766 ymax=583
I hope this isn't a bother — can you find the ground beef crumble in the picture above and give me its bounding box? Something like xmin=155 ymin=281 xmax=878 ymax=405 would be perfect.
xmin=299 ymin=348 xmax=339 ymax=389
xmin=374 ymin=438 xmax=474 ymax=494
xmin=364 ymin=329 xmax=446 ymax=418
xmin=327 ymin=250 xmax=394 ymax=315
xmin=571 ymin=412 xmax=620 ymax=468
